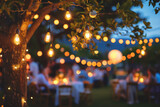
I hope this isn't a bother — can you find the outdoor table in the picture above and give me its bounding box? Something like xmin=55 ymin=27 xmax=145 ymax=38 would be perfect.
xmin=54 ymin=81 xmax=84 ymax=106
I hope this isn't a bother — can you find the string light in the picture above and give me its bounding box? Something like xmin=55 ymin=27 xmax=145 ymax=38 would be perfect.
xmin=48 ymin=48 xmax=54 ymax=57
xmin=92 ymin=61 xmax=97 ymax=67
xmin=45 ymin=14 xmax=50 ymax=20
xmin=63 ymin=24 xmax=69 ymax=29
xmin=14 ymin=33 xmax=20 ymax=45
xmin=37 ymin=51 xmax=43 ymax=57
xmin=8 ymin=87 xmax=11 ymax=90
xmin=148 ymin=42 xmax=152 ymax=47
xmin=149 ymin=38 xmax=153 ymax=43
xmin=64 ymin=51 xmax=70 ymax=57
xmin=55 ymin=44 xmax=60 ymax=49
xmin=44 ymin=32 xmax=51 ymax=43
xmin=89 ymin=10 xmax=97 ymax=18
xmin=131 ymin=52 xmax=135 ymax=57
xmin=65 ymin=11 xmax=72 ymax=20
xmin=60 ymin=48 xmax=65 ymax=52
xmin=96 ymin=35 xmax=101 ymax=40
xmin=60 ymin=58 xmax=65 ymax=64
xmin=97 ymin=62 xmax=102 ymax=67
xmin=84 ymin=30 xmax=92 ymax=40
xmin=70 ymin=54 xmax=75 ymax=60
xmin=136 ymin=49 xmax=141 ymax=54
xmin=27 ymin=76 xmax=30 ymax=80
xmin=155 ymin=38 xmax=159 ymax=43
xmin=142 ymin=46 xmax=146 ymax=50
xmin=122 ymin=56 xmax=126 ymax=61
xmin=30 ymin=97 xmax=33 ymax=100
xmin=139 ymin=40 xmax=143 ymax=45
xmin=127 ymin=54 xmax=131 ymax=59
xmin=81 ymin=60 xmax=86 ymax=65
xmin=94 ymin=50 xmax=99 ymax=54
xmin=119 ymin=39 xmax=123 ymax=44
xmin=54 ymin=19 xmax=59 ymax=25
xmin=76 ymin=70 xmax=81 ymax=75
xmin=34 ymin=14 xmax=39 ymax=19
xmin=141 ymin=50 xmax=145 ymax=56
xmin=103 ymin=36 xmax=108 ymax=42
xmin=0 ymin=48 xmax=2 ymax=53
xmin=102 ymin=60 xmax=107 ymax=66
xmin=131 ymin=40 xmax=136 ymax=45
xmin=75 ymin=57 xmax=81 ymax=63
xmin=87 ymin=61 xmax=92 ymax=66
xmin=111 ymin=38 xmax=116 ymax=43
xmin=144 ymin=39 xmax=148 ymax=44
xmin=25 ymin=54 xmax=31 ymax=61
xmin=26 ymin=49 xmax=29 ymax=52
xmin=88 ymin=72 xmax=93 ymax=77
xmin=125 ymin=40 xmax=130 ymax=45
xmin=71 ymin=36 xmax=77 ymax=42
xmin=0 ymin=55 xmax=2 ymax=58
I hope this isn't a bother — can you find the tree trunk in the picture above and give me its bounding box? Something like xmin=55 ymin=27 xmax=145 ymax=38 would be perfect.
xmin=1 ymin=34 xmax=27 ymax=107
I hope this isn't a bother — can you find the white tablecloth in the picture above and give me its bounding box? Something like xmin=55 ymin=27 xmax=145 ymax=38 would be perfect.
xmin=55 ymin=81 xmax=84 ymax=106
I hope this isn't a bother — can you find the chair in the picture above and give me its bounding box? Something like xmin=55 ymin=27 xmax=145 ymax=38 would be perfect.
xmin=127 ymin=82 xmax=138 ymax=103
xmin=81 ymin=81 xmax=92 ymax=105
xmin=147 ymin=83 xmax=160 ymax=103
xmin=59 ymin=85 xmax=72 ymax=107
xmin=38 ymin=84 xmax=51 ymax=107
xmin=111 ymin=80 xmax=120 ymax=100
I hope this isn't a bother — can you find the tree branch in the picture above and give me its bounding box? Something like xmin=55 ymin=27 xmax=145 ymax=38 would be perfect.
xmin=26 ymin=0 xmax=75 ymax=43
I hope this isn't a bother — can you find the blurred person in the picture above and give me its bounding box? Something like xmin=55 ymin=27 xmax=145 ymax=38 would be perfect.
xmin=72 ymin=63 xmax=80 ymax=80
xmin=29 ymin=58 xmax=39 ymax=78
xmin=93 ymin=68 xmax=103 ymax=87
xmin=126 ymin=68 xmax=138 ymax=104
xmin=43 ymin=62 xmax=52 ymax=81
xmin=67 ymin=68 xmax=74 ymax=80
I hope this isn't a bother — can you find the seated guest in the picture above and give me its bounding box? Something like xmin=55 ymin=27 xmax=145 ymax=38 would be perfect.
xmin=67 ymin=68 xmax=74 ymax=81
xmin=126 ymin=68 xmax=138 ymax=104
xmin=37 ymin=68 xmax=56 ymax=94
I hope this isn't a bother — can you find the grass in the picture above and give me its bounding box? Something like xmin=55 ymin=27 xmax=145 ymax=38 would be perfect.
xmin=28 ymin=86 xmax=159 ymax=107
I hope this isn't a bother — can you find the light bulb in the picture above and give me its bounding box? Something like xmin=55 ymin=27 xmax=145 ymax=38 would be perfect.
xmin=14 ymin=34 xmax=20 ymax=45
xmin=48 ymin=48 xmax=54 ymax=57
xmin=141 ymin=50 xmax=145 ymax=56
xmin=84 ymin=30 xmax=92 ymax=40
xmin=37 ymin=51 xmax=43 ymax=57
xmin=54 ymin=19 xmax=59 ymax=25
xmin=34 ymin=14 xmax=39 ymax=19
xmin=45 ymin=14 xmax=50 ymax=20
xmin=65 ymin=11 xmax=72 ymax=20
xmin=103 ymin=36 xmax=108 ymax=42
xmin=44 ymin=32 xmax=51 ymax=43
xmin=63 ymin=24 xmax=69 ymax=29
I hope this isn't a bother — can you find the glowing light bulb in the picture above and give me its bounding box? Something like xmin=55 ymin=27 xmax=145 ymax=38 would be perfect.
xmin=111 ymin=38 xmax=116 ymax=43
xmin=45 ymin=14 xmax=50 ymax=20
xmin=54 ymin=19 xmax=59 ymax=25
xmin=48 ymin=48 xmax=54 ymax=57
xmin=144 ymin=39 xmax=148 ymax=44
xmin=63 ymin=24 xmax=69 ymax=29
xmin=125 ymin=40 xmax=130 ymax=45
xmin=141 ymin=50 xmax=145 ymax=56
xmin=70 ymin=54 xmax=75 ymax=60
xmin=14 ymin=34 xmax=20 ymax=45
xmin=34 ymin=14 xmax=39 ymax=19
xmin=55 ymin=44 xmax=60 ymax=49
xmin=88 ymin=72 xmax=93 ymax=77
xmin=76 ymin=70 xmax=81 ymax=75
xmin=97 ymin=62 xmax=102 ymax=67
xmin=131 ymin=52 xmax=135 ymax=57
xmin=64 ymin=51 xmax=70 ymax=57
xmin=96 ymin=35 xmax=101 ymax=40
xmin=81 ymin=60 xmax=86 ymax=65
xmin=84 ymin=30 xmax=92 ymax=40
xmin=131 ymin=40 xmax=136 ymax=45
xmin=136 ymin=49 xmax=141 ymax=54
xmin=122 ymin=56 xmax=126 ymax=61
xmin=25 ymin=54 xmax=31 ymax=61
xmin=149 ymin=38 xmax=153 ymax=43
xmin=87 ymin=61 xmax=92 ymax=66
xmin=103 ymin=36 xmax=108 ymax=42
xmin=119 ymin=39 xmax=123 ymax=44
xmin=102 ymin=60 xmax=107 ymax=66
xmin=92 ymin=61 xmax=97 ymax=67
xmin=37 ymin=51 xmax=43 ymax=57
xmin=0 ymin=48 xmax=2 ymax=53
xmin=44 ymin=32 xmax=51 ymax=43
xmin=155 ymin=38 xmax=159 ymax=43
xmin=60 ymin=58 xmax=65 ymax=64
xmin=65 ymin=11 xmax=72 ymax=20
xmin=75 ymin=57 xmax=81 ymax=63
xmin=94 ymin=50 xmax=99 ymax=54
xmin=139 ymin=40 xmax=143 ymax=45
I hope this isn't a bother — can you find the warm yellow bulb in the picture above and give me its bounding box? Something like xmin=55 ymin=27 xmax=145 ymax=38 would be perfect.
xmin=84 ymin=30 xmax=92 ymax=40
xmin=60 ymin=58 xmax=65 ymax=64
xmin=97 ymin=62 xmax=102 ymax=67
xmin=25 ymin=54 xmax=31 ymax=61
xmin=48 ymin=48 xmax=54 ymax=57
xmin=155 ymin=38 xmax=159 ymax=43
xmin=45 ymin=14 xmax=50 ymax=20
xmin=103 ymin=36 xmax=108 ymax=42
xmin=65 ymin=11 xmax=72 ymax=20
xmin=70 ymin=54 xmax=75 ymax=60
xmin=14 ymin=34 xmax=20 ymax=45
xmin=139 ymin=40 xmax=143 ymax=45
xmin=131 ymin=40 xmax=136 ymax=45
xmin=111 ymin=38 xmax=116 ymax=43
xmin=94 ymin=50 xmax=99 ymax=54
xmin=141 ymin=50 xmax=145 ymax=56
xmin=0 ymin=48 xmax=2 ymax=53
xmin=75 ymin=57 xmax=81 ymax=63
xmin=55 ymin=44 xmax=60 ymax=49
xmin=102 ymin=60 xmax=107 ymax=66
xmin=144 ymin=39 xmax=148 ymax=44
xmin=149 ymin=38 xmax=153 ymax=43
xmin=122 ymin=56 xmax=126 ymax=61
xmin=131 ymin=52 xmax=135 ymax=57
xmin=125 ymin=40 xmax=130 ymax=45
xmin=64 ymin=51 xmax=70 ymax=57
xmin=44 ymin=32 xmax=51 ymax=43
xmin=76 ymin=70 xmax=81 ymax=75
xmin=119 ymin=39 xmax=123 ymax=44
xmin=54 ymin=19 xmax=59 ymax=25
xmin=81 ymin=60 xmax=86 ymax=65
xmin=63 ymin=24 xmax=69 ymax=29
xmin=88 ymin=72 xmax=93 ymax=77
xmin=37 ymin=51 xmax=43 ymax=57
xmin=34 ymin=14 xmax=39 ymax=19
xmin=87 ymin=61 xmax=92 ymax=67
xmin=92 ymin=61 xmax=97 ymax=67
xmin=96 ymin=35 xmax=101 ymax=40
